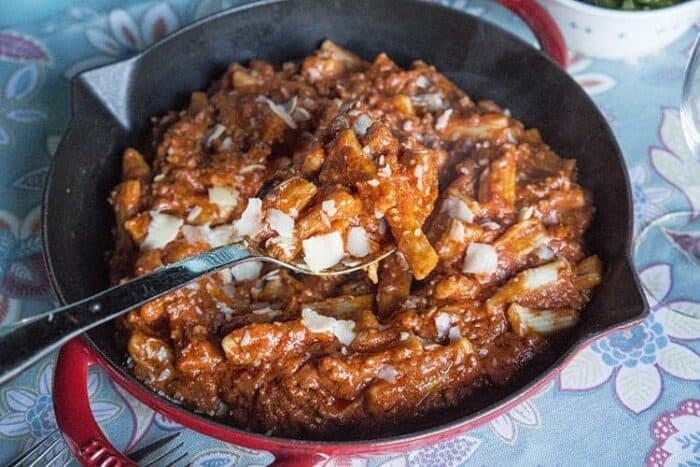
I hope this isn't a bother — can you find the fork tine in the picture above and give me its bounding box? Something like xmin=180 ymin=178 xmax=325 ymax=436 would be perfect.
xmin=7 ymin=431 xmax=59 ymax=467
xmin=163 ymin=451 xmax=188 ymax=467
xmin=26 ymin=436 xmax=62 ymax=467
xmin=129 ymin=432 xmax=181 ymax=462
xmin=42 ymin=446 xmax=67 ymax=467
xmin=142 ymin=441 xmax=184 ymax=467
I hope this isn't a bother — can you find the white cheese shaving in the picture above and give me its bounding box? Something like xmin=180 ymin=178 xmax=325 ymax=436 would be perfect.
xmin=415 ymin=75 xmax=430 ymax=88
xmin=518 ymin=206 xmax=535 ymax=221
xmin=534 ymin=245 xmax=555 ymax=261
xmin=256 ymin=96 xmax=297 ymax=129
xmin=352 ymin=114 xmax=373 ymax=137
xmin=251 ymin=306 xmax=280 ymax=317
xmin=411 ymin=93 xmax=445 ymax=111
xmin=442 ymin=197 xmax=474 ymax=223
xmin=400 ymin=331 xmax=410 ymax=341
xmin=187 ymin=205 xmax=203 ymax=223
xmin=216 ymin=301 xmax=234 ymax=321
xmin=266 ymin=235 xmax=296 ymax=257
xmin=239 ymin=164 xmax=266 ymax=174
xmin=265 ymin=208 xmax=295 ymax=238
xmin=448 ymin=326 xmax=461 ymax=342
xmin=220 ymin=137 xmax=233 ymax=151
xmin=153 ymin=174 xmax=165 ymax=182
xmin=481 ymin=221 xmax=501 ymax=231
xmin=462 ymin=242 xmax=498 ymax=274
xmin=523 ymin=261 xmax=562 ymax=290
xmin=301 ymin=308 xmax=356 ymax=345
xmin=302 ymin=231 xmax=344 ymax=272
xmin=435 ymin=313 xmax=451 ymax=339
xmin=141 ymin=212 xmax=183 ymax=250
xmin=181 ymin=224 xmax=235 ymax=247
xmin=230 ymin=261 xmax=263 ymax=282
xmin=206 ymin=123 xmax=226 ymax=147
xmin=219 ymin=269 xmax=232 ymax=284
xmin=448 ymin=220 xmax=465 ymax=242
xmin=376 ymin=364 xmax=398 ymax=384
xmin=208 ymin=186 xmax=239 ymax=211
xmin=346 ymin=226 xmax=371 ymax=258
xmin=435 ymin=108 xmax=453 ymax=131
xmin=241 ymin=331 xmax=252 ymax=346
xmin=367 ymin=179 xmax=380 ymax=187
xmin=235 ymin=198 xmax=263 ymax=237
xmin=321 ymin=199 xmax=338 ymax=217
xmin=414 ymin=165 xmax=424 ymax=190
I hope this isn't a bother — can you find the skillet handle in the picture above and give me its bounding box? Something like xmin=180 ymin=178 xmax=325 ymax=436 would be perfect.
xmin=54 ymin=338 xmax=135 ymax=467
xmin=496 ymin=0 xmax=568 ymax=68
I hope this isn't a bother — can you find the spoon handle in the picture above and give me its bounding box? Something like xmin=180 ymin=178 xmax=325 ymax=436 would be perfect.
xmin=0 ymin=243 xmax=252 ymax=385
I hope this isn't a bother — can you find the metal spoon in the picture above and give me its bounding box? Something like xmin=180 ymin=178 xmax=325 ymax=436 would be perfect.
xmin=0 ymin=242 xmax=395 ymax=385
xmin=681 ymin=34 xmax=700 ymax=158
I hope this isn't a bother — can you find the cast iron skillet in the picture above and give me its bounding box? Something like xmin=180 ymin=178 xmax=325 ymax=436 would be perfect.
xmin=42 ymin=0 xmax=647 ymax=464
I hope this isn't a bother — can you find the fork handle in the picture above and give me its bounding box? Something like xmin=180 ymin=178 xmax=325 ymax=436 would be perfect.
xmin=0 ymin=243 xmax=252 ymax=386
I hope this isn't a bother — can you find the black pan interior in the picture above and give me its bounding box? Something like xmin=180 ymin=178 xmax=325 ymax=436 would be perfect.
xmin=43 ymin=0 xmax=647 ymax=441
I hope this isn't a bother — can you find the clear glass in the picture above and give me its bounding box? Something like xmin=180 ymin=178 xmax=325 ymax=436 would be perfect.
xmin=635 ymin=35 xmax=700 ymax=319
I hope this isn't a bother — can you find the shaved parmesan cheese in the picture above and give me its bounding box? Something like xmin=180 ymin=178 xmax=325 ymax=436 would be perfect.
xmin=435 ymin=108 xmax=453 ymax=131
xmin=400 ymin=331 xmax=410 ymax=341
xmin=463 ymin=243 xmax=498 ymax=274
xmin=435 ymin=313 xmax=451 ymax=339
xmin=181 ymin=224 xmax=235 ymax=248
xmin=442 ymin=197 xmax=474 ymax=223
xmin=301 ymin=308 xmax=356 ymax=345
xmin=266 ymin=235 xmax=296 ymax=257
xmin=414 ymin=165 xmax=424 ymax=190
xmin=221 ymin=137 xmax=233 ymax=151
xmin=522 ymin=261 xmax=562 ymax=290
xmin=219 ymin=268 xmax=232 ymax=284
xmin=235 ymin=198 xmax=263 ymax=237
xmin=216 ymin=301 xmax=234 ymax=321
xmin=448 ymin=220 xmax=465 ymax=242
xmin=353 ymin=114 xmax=373 ymax=137
xmin=411 ymin=93 xmax=445 ymax=111
xmin=448 ymin=326 xmax=461 ymax=342
xmin=377 ymin=364 xmax=398 ymax=383
xmin=481 ymin=221 xmax=501 ymax=231
xmin=241 ymin=331 xmax=252 ymax=345
xmin=251 ymin=307 xmax=280 ymax=317
xmin=347 ymin=226 xmax=371 ymax=257
xmin=142 ymin=212 xmax=183 ymax=250
xmin=367 ymin=179 xmax=380 ymax=187
xmin=266 ymin=208 xmax=295 ymax=238
xmin=321 ymin=199 xmax=337 ymax=217
xmin=239 ymin=164 xmax=266 ymax=174
xmin=518 ymin=206 xmax=535 ymax=221
xmin=415 ymin=75 xmax=430 ymax=89
xmin=206 ymin=124 xmax=226 ymax=146
xmin=256 ymin=96 xmax=297 ymax=129
xmin=534 ymin=245 xmax=555 ymax=261
xmin=230 ymin=261 xmax=263 ymax=282
xmin=209 ymin=186 xmax=239 ymax=212
xmin=187 ymin=205 xmax=203 ymax=223
xmin=507 ymin=303 xmax=578 ymax=336
xmin=302 ymin=231 xmax=344 ymax=272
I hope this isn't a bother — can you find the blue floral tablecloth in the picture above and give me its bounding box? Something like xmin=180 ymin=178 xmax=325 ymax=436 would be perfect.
xmin=0 ymin=1 xmax=699 ymax=465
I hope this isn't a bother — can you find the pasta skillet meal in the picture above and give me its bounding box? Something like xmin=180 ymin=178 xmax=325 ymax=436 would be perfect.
xmin=111 ymin=41 xmax=602 ymax=438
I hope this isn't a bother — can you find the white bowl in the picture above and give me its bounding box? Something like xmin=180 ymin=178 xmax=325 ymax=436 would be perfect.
xmin=538 ymin=0 xmax=700 ymax=60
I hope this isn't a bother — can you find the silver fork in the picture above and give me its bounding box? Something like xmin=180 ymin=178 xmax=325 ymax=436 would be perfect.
xmin=7 ymin=429 xmax=189 ymax=467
